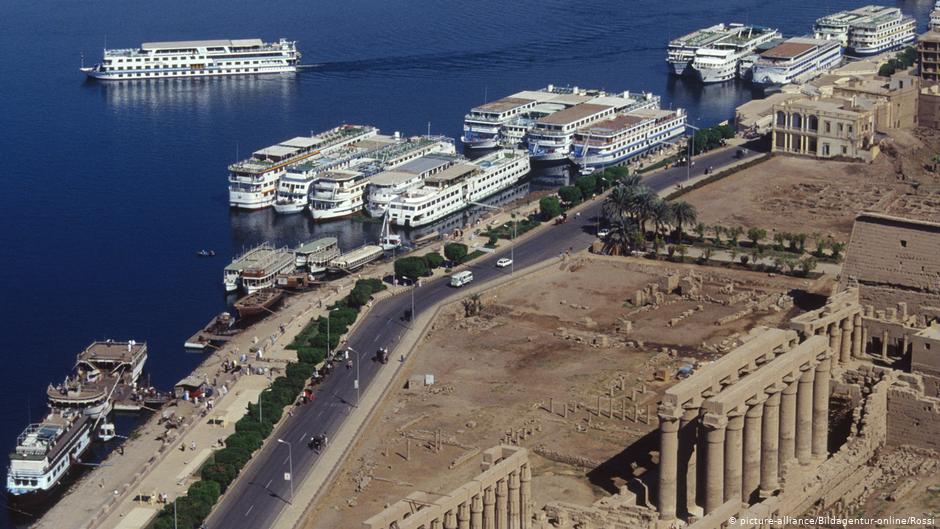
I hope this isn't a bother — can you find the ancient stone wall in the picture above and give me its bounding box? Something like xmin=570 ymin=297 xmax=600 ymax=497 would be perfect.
xmin=886 ymin=372 xmax=940 ymax=451
xmin=839 ymin=213 xmax=940 ymax=320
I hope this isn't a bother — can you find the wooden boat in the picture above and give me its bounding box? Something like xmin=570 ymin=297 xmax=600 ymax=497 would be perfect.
xmin=234 ymin=288 xmax=284 ymax=317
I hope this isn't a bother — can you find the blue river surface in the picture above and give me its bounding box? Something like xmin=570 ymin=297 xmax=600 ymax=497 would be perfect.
xmin=0 ymin=0 xmax=932 ymax=524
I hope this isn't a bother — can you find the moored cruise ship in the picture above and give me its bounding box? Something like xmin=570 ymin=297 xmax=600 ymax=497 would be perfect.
xmin=229 ymin=125 xmax=374 ymax=210
xmin=273 ymin=126 xmax=380 ymax=214
xmin=569 ymin=108 xmax=687 ymax=173
xmin=688 ymin=25 xmax=781 ymax=83
xmin=462 ymin=85 xmax=609 ymax=150
xmin=81 ymin=38 xmax=299 ymax=80
xmin=223 ymin=243 xmax=295 ymax=293
xmin=750 ymin=37 xmax=843 ymax=86
xmin=385 ymin=149 xmax=530 ymax=228
xmin=7 ymin=412 xmax=92 ymax=505
xmin=47 ymin=340 xmax=148 ymax=420
xmin=309 ymin=135 xmax=456 ymax=221
xmin=667 ymin=23 xmax=739 ymax=76
xmin=526 ymin=91 xmax=660 ymax=162
xmin=365 ymin=155 xmax=457 ymax=217
xmin=813 ymin=6 xmax=915 ymax=57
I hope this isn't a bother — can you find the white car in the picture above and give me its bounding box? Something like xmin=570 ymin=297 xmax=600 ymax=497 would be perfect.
xmin=597 ymin=228 xmax=610 ymax=239
xmin=496 ymin=258 xmax=513 ymax=268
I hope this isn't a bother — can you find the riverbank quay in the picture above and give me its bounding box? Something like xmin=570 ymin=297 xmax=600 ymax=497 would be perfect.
xmin=34 ymin=138 xmax=742 ymax=529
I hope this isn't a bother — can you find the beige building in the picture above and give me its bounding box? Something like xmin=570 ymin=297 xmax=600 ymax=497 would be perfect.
xmin=771 ymin=97 xmax=878 ymax=161
xmin=820 ymin=72 xmax=919 ymax=130
xmin=919 ymin=83 xmax=940 ymax=129
xmin=917 ymin=31 xmax=940 ymax=83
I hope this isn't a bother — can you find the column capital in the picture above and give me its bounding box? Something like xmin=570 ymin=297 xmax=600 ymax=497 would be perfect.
xmin=659 ymin=409 xmax=681 ymax=430
xmin=764 ymin=382 xmax=786 ymax=397
xmin=703 ymin=412 xmax=728 ymax=430
xmin=782 ymin=372 xmax=800 ymax=390
xmin=745 ymin=394 xmax=767 ymax=409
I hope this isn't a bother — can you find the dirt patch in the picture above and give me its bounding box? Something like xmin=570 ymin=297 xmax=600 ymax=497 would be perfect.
xmin=303 ymin=255 xmax=827 ymax=528
xmin=682 ymin=128 xmax=940 ymax=242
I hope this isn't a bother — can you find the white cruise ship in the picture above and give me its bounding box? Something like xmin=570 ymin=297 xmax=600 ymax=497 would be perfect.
xmin=81 ymin=38 xmax=299 ymax=80
xmin=688 ymin=25 xmax=781 ymax=83
xmin=229 ymin=125 xmax=373 ymax=210
xmin=526 ymin=91 xmax=660 ymax=162
xmin=223 ymin=243 xmax=295 ymax=293
xmin=461 ymin=85 xmax=609 ymax=150
xmin=667 ymin=23 xmax=739 ymax=76
xmin=385 ymin=149 xmax=530 ymax=228
xmin=309 ymin=135 xmax=455 ymax=221
xmin=569 ymin=108 xmax=687 ymax=173
xmin=750 ymin=37 xmax=843 ymax=86
xmin=273 ymin=126 xmax=380 ymax=214
xmin=365 ymin=155 xmax=457 ymax=218
xmin=7 ymin=412 xmax=92 ymax=504
xmin=814 ymin=6 xmax=915 ymax=57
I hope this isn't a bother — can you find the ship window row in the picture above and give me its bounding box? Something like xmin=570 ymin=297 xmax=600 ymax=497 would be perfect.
xmin=110 ymin=59 xmax=272 ymax=69
xmin=112 ymin=68 xmax=266 ymax=77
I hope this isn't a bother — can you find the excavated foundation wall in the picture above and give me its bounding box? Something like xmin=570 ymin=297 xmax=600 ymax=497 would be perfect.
xmin=886 ymin=372 xmax=940 ymax=451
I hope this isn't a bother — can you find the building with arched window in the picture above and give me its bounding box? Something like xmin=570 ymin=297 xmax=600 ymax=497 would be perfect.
xmin=770 ymin=97 xmax=878 ymax=161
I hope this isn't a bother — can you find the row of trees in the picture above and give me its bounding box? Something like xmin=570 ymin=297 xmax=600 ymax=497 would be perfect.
xmin=689 ymin=224 xmax=845 ymax=260
xmin=878 ymin=46 xmax=916 ymax=77
xmin=152 ymin=278 xmax=387 ymax=529
xmin=601 ymin=174 xmax=699 ymax=256
xmin=393 ymin=243 xmax=468 ymax=280
xmin=539 ymin=166 xmax=634 ymax=220
xmin=692 ymin=124 xmax=735 ymax=156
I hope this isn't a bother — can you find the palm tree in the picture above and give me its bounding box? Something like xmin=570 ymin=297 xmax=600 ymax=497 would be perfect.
xmin=670 ymin=201 xmax=698 ymax=244
xmin=651 ymin=199 xmax=674 ymax=241
xmin=693 ymin=222 xmax=707 ymax=242
xmin=727 ymin=226 xmax=744 ymax=247
xmin=631 ymin=187 xmax=659 ymax=237
xmin=603 ymin=185 xmax=633 ymax=221
xmin=604 ymin=217 xmax=639 ymax=256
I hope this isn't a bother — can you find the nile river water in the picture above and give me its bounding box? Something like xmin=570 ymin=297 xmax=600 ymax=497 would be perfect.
xmin=0 ymin=0 xmax=932 ymax=523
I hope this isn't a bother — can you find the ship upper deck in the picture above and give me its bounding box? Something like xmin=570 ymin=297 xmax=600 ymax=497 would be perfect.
xmin=225 ymin=244 xmax=293 ymax=273
xmin=296 ymin=237 xmax=338 ymax=255
xmin=79 ymin=340 xmax=147 ymax=366
xmin=425 ymin=163 xmax=477 ymax=185
xmin=537 ymin=103 xmax=613 ymax=126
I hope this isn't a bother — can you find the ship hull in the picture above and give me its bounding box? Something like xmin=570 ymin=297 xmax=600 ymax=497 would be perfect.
xmin=83 ymin=65 xmax=297 ymax=81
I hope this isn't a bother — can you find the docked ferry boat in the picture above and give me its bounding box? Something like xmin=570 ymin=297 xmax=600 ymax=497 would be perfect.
xmin=365 ymin=155 xmax=457 ymax=218
xmin=569 ymin=108 xmax=687 ymax=172
xmin=385 ymin=149 xmax=530 ymax=228
xmin=667 ymin=23 xmax=740 ymax=76
xmin=294 ymin=237 xmax=341 ymax=275
xmin=328 ymin=245 xmax=385 ymax=272
xmin=750 ymin=37 xmax=844 ymax=86
xmin=273 ymin=126 xmax=379 ymax=214
xmin=813 ymin=6 xmax=915 ymax=57
xmin=223 ymin=243 xmax=295 ymax=294
xmin=461 ymin=85 xmax=606 ymax=150
xmin=526 ymin=91 xmax=660 ymax=162
xmin=230 ymin=125 xmax=375 ymax=210
xmin=687 ymin=25 xmax=781 ymax=83
xmin=81 ymin=38 xmax=299 ymax=80
xmin=7 ymin=413 xmax=92 ymax=504
xmin=309 ymin=135 xmax=455 ymax=221
xmin=47 ymin=340 xmax=148 ymax=420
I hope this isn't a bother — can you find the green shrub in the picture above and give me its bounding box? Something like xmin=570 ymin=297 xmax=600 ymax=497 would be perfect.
xmin=558 ymin=185 xmax=582 ymax=205
xmin=201 ymin=462 xmax=237 ymax=492
xmin=424 ymin=252 xmax=444 ymax=269
xmin=394 ymin=256 xmax=429 ymax=280
xmin=539 ymin=196 xmax=562 ymax=220
xmin=575 ymin=174 xmax=597 ymax=197
xmin=444 ymin=243 xmax=469 ymax=264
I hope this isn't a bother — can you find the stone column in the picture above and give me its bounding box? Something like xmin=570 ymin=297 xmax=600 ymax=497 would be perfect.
xmin=829 ymin=324 xmax=842 ymax=367
xmin=445 ymin=509 xmax=458 ymax=529
xmin=508 ymin=470 xmax=520 ymax=529
xmin=496 ymin=479 xmax=508 ymax=529
xmin=520 ymin=464 xmax=531 ymax=529
xmin=795 ymin=365 xmax=815 ymax=465
xmin=852 ymin=314 xmax=863 ymax=358
xmin=657 ymin=412 xmax=680 ymax=520
xmin=483 ymin=486 xmax=495 ymax=529
xmin=679 ymin=405 xmax=700 ymax=516
xmin=433 ymin=518 xmax=444 ymax=529
xmin=471 ymin=494 xmax=483 ymax=529
xmin=723 ymin=409 xmax=744 ymax=504
xmin=812 ymin=356 xmax=831 ymax=460
xmin=881 ymin=330 xmax=889 ymax=361
xmin=841 ymin=319 xmax=853 ymax=365
xmin=760 ymin=387 xmax=782 ymax=496
xmin=459 ymin=501 xmax=471 ymax=529
xmin=778 ymin=375 xmax=798 ymax=472
xmin=742 ymin=397 xmax=763 ymax=503
xmin=703 ymin=414 xmax=727 ymax=514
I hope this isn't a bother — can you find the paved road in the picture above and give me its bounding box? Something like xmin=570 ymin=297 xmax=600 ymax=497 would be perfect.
xmin=206 ymin=144 xmax=764 ymax=529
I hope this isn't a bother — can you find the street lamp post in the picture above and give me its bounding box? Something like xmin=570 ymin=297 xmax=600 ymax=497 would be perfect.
xmin=685 ymin=123 xmax=701 ymax=183
xmin=276 ymin=439 xmax=293 ymax=504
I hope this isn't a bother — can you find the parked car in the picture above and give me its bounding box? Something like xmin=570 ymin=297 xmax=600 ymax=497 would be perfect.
xmin=496 ymin=258 xmax=513 ymax=268
xmin=597 ymin=228 xmax=610 ymax=239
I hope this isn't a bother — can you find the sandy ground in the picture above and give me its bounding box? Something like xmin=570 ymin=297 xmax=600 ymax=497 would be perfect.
xmin=682 ymin=128 xmax=940 ymax=242
xmin=305 ymin=255 xmax=827 ymax=529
